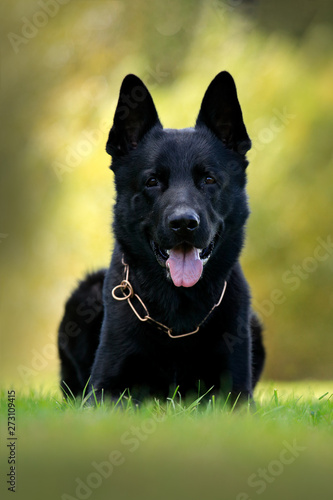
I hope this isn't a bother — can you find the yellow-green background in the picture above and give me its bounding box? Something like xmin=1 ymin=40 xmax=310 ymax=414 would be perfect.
xmin=1 ymin=0 xmax=333 ymax=392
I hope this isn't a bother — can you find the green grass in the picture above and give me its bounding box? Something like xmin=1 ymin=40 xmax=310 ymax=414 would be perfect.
xmin=1 ymin=382 xmax=332 ymax=500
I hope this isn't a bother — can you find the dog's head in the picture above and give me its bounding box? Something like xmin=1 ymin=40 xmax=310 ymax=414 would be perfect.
xmin=106 ymin=72 xmax=251 ymax=287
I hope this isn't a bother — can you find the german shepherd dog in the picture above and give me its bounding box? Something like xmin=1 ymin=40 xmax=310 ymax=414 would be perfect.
xmin=58 ymin=72 xmax=265 ymax=404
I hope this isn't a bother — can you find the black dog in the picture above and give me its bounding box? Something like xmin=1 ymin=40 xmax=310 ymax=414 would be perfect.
xmin=58 ymin=71 xmax=265 ymax=403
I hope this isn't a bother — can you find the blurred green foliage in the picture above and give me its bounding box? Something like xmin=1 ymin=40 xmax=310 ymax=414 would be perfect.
xmin=1 ymin=0 xmax=332 ymax=387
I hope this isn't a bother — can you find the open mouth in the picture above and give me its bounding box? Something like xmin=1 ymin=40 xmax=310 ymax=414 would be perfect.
xmin=151 ymin=238 xmax=216 ymax=288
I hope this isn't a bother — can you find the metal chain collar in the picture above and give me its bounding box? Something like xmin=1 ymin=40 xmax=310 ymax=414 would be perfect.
xmin=111 ymin=257 xmax=227 ymax=339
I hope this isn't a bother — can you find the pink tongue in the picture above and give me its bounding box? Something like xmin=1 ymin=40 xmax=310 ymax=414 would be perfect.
xmin=167 ymin=246 xmax=203 ymax=287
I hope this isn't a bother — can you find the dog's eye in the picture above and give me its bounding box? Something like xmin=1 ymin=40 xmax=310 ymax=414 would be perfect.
xmin=204 ymin=176 xmax=216 ymax=185
xmin=146 ymin=177 xmax=159 ymax=188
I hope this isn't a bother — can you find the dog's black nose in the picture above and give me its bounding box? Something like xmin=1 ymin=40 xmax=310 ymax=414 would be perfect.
xmin=168 ymin=210 xmax=200 ymax=234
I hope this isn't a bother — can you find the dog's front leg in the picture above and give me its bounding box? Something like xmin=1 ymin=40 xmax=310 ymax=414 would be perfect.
xmin=224 ymin=321 xmax=253 ymax=406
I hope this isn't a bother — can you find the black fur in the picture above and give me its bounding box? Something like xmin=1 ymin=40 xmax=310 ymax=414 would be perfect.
xmin=58 ymin=72 xmax=265 ymax=403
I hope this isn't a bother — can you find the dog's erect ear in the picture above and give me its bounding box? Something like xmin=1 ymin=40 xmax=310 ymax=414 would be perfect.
xmin=106 ymin=74 xmax=162 ymax=157
xmin=196 ymin=71 xmax=251 ymax=155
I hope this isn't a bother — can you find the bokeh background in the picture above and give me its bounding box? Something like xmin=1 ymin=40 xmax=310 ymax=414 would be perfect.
xmin=1 ymin=0 xmax=333 ymax=390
